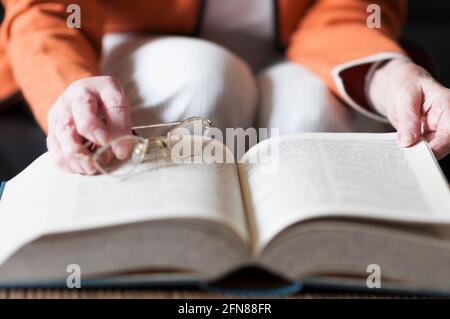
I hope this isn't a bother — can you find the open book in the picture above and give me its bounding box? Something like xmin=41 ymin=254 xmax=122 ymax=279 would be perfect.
xmin=0 ymin=133 xmax=450 ymax=292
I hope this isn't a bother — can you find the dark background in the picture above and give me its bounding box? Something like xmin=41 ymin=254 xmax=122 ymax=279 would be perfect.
xmin=403 ymin=0 xmax=450 ymax=88
xmin=0 ymin=0 xmax=449 ymax=181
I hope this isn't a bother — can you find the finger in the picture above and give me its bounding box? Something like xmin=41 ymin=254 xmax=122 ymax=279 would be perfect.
xmin=48 ymin=98 xmax=85 ymax=174
xmin=71 ymin=89 xmax=110 ymax=146
xmin=97 ymin=148 xmax=114 ymax=167
xmin=384 ymin=101 xmax=399 ymax=129
xmin=428 ymin=107 xmax=450 ymax=160
xmin=422 ymin=81 xmax=450 ymax=133
xmin=394 ymin=84 xmax=423 ymax=147
xmin=52 ymin=96 xmax=97 ymax=174
xmin=99 ymin=84 xmax=132 ymax=160
xmin=48 ymin=99 xmax=83 ymax=174
xmin=423 ymin=107 xmax=443 ymax=133
xmin=429 ymin=134 xmax=450 ymax=160
xmin=114 ymin=138 xmax=134 ymax=161
xmin=77 ymin=148 xmax=98 ymax=175
xmin=46 ymin=134 xmax=73 ymax=173
xmin=423 ymin=131 xmax=435 ymax=143
xmin=55 ymin=116 xmax=95 ymax=175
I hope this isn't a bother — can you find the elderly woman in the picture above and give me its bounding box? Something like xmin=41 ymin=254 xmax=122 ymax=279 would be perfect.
xmin=0 ymin=0 xmax=449 ymax=174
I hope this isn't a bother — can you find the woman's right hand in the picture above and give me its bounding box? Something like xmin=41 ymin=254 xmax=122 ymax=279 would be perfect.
xmin=46 ymin=76 xmax=132 ymax=174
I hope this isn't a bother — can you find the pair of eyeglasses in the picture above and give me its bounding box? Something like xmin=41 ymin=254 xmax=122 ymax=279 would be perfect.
xmin=77 ymin=117 xmax=214 ymax=178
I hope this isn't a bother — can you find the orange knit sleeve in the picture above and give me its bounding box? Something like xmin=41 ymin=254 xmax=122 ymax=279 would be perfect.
xmin=0 ymin=0 xmax=105 ymax=132
xmin=287 ymin=0 xmax=407 ymax=97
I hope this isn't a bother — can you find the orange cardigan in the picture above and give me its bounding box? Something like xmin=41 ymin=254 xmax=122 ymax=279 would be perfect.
xmin=0 ymin=0 xmax=406 ymax=132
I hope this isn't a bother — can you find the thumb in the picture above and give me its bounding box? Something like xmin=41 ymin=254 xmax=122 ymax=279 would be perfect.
xmin=394 ymin=87 xmax=422 ymax=147
xmin=99 ymin=87 xmax=132 ymax=160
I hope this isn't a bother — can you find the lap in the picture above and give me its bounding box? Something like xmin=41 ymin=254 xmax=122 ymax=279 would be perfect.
xmin=101 ymin=34 xmax=258 ymax=135
xmin=101 ymin=35 xmax=391 ymax=137
xmin=257 ymin=62 xmax=393 ymax=134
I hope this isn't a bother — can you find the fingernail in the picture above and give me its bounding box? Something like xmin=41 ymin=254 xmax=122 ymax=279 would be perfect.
xmin=81 ymin=161 xmax=97 ymax=175
xmin=115 ymin=145 xmax=129 ymax=160
xmin=70 ymin=162 xmax=85 ymax=175
xmin=399 ymin=131 xmax=415 ymax=147
xmin=93 ymin=128 xmax=109 ymax=146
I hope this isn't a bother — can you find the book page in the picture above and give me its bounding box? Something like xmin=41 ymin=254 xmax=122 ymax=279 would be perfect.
xmin=239 ymin=133 xmax=450 ymax=249
xmin=0 ymin=157 xmax=51 ymax=266
xmin=0 ymin=138 xmax=249 ymax=265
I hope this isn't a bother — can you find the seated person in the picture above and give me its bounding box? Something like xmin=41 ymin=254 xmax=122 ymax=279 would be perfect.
xmin=0 ymin=0 xmax=449 ymax=174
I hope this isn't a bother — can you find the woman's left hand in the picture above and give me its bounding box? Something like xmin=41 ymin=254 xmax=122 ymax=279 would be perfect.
xmin=368 ymin=58 xmax=450 ymax=160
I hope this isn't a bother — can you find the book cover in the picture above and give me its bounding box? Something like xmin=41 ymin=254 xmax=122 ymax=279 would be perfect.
xmin=0 ymin=181 xmax=5 ymax=200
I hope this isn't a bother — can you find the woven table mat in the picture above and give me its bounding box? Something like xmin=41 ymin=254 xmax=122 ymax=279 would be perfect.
xmin=0 ymin=289 xmax=426 ymax=299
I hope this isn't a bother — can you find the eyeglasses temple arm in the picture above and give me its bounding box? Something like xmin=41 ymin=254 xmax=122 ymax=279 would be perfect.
xmin=132 ymin=121 xmax=184 ymax=130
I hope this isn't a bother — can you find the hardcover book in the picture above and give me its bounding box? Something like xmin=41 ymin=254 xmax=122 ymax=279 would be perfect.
xmin=0 ymin=133 xmax=449 ymax=293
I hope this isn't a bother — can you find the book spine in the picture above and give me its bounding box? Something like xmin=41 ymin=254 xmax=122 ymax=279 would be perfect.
xmin=0 ymin=181 xmax=5 ymax=201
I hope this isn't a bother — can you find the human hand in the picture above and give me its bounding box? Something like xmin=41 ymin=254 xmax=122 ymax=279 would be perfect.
xmin=47 ymin=76 xmax=132 ymax=174
xmin=368 ymin=58 xmax=450 ymax=159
